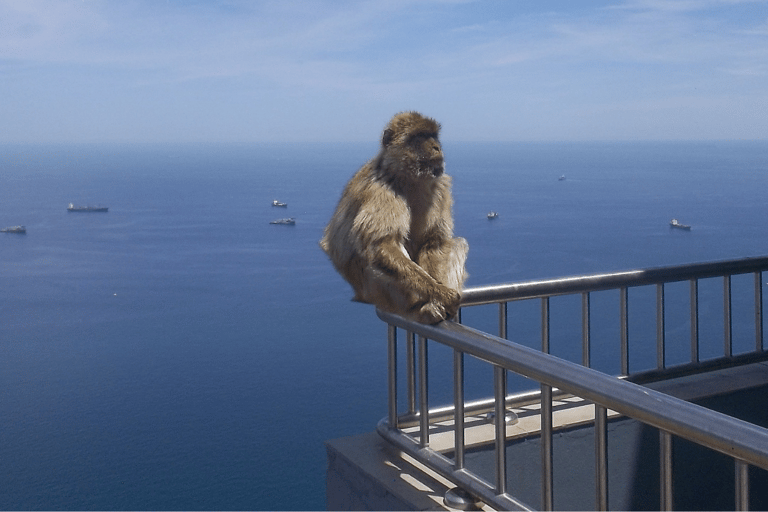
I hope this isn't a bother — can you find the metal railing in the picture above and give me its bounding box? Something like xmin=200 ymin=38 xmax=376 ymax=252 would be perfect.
xmin=376 ymin=256 xmax=768 ymax=511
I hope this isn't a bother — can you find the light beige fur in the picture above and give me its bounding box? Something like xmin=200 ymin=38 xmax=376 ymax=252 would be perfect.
xmin=320 ymin=112 xmax=468 ymax=324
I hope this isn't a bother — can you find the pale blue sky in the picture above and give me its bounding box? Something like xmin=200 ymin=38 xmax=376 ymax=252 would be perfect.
xmin=2 ymin=0 xmax=767 ymax=143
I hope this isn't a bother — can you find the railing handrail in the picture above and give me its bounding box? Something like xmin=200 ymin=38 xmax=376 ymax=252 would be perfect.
xmin=377 ymin=255 xmax=767 ymax=510
xmin=461 ymin=255 xmax=768 ymax=306
xmin=377 ymin=309 xmax=768 ymax=470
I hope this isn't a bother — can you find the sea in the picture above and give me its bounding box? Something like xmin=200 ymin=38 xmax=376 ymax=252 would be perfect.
xmin=1 ymin=140 xmax=767 ymax=510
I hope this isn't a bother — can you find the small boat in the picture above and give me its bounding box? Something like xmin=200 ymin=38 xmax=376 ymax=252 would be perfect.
xmin=272 ymin=200 xmax=287 ymax=207
xmin=558 ymin=175 xmax=566 ymax=181
xmin=1 ymin=225 xmax=26 ymax=234
xmin=270 ymin=218 xmax=296 ymax=225
xmin=487 ymin=211 xmax=499 ymax=219
xmin=67 ymin=203 xmax=108 ymax=212
xmin=670 ymin=218 xmax=691 ymax=230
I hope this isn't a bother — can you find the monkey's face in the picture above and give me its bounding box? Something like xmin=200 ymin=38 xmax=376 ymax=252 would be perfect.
xmin=410 ymin=133 xmax=445 ymax=179
xmin=379 ymin=112 xmax=445 ymax=183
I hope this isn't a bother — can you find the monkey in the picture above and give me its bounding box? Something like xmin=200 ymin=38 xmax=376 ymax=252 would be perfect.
xmin=320 ymin=111 xmax=468 ymax=324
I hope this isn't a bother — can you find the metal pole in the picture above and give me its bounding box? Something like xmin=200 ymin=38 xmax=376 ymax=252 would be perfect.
xmin=660 ymin=430 xmax=673 ymax=511
xmin=541 ymin=383 xmax=554 ymax=511
xmin=406 ymin=331 xmax=416 ymax=414
xmin=494 ymin=365 xmax=507 ymax=495
xmin=725 ymin=275 xmax=733 ymax=357
xmin=583 ymin=292 xmax=591 ymax=367
xmin=755 ymin=271 xmax=763 ymax=352
xmin=690 ymin=279 xmax=700 ymax=364
xmin=388 ymin=324 xmax=398 ymax=429
xmin=735 ymin=459 xmax=749 ymax=511
xmin=499 ymin=301 xmax=508 ymax=340
xmin=418 ymin=335 xmax=429 ymax=448
xmin=620 ymin=287 xmax=629 ymax=375
xmin=453 ymin=349 xmax=465 ymax=470
xmin=657 ymin=283 xmax=666 ymax=369
xmin=595 ymin=405 xmax=609 ymax=511
xmin=542 ymin=297 xmax=550 ymax=354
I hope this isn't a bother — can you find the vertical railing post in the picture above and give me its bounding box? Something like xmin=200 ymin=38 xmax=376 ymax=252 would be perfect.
xmin=542 ymin=297 xmax=550 ymax=354
xmin=735 ymin=460 xmax=749 ymax=511
xmin=541 ymin=296 xmax=553 ymax=510
xmin=595 ymin=405 xmax=608 ymax=511
xmin=690 ymin=279 xmax=700 ymax=364
xmin=387 ymin=324 xmax=398 ymax=429
xmin=660 ymin=430 xmax=673 ymax=511
xmin=755 ymin=271 xmax=763 ymax=352
xmin=620 ymin=287 xmax=629 ymax=375
xmin=494 ymin=365 xmax=507 ymax=495
xmin=418 ymin=335 xmax=429 ymax=448
xmin=406 ymin=331 xmax=416 ymax=414
xmin=657 ymin=283 xmax=666 ymax=369
xmin=582 ymin=292 xmax=591 ymax=367
xmin=541 ymin=383 xmax=553 ymax=511
xmin=725 ymin=275 xmax=733 ymax=357
xmin=453 ymin=349 xmax=465 ymax=470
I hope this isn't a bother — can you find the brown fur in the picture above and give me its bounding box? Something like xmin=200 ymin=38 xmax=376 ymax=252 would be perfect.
xmin=320 ymin=111 xmax=468 ymax=324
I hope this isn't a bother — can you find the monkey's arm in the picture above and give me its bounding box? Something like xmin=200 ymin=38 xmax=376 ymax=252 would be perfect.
xmin=366 ymin=235 xmax=461 ymax=323
xmin=415 ymin=234 xmax=468 ymax=293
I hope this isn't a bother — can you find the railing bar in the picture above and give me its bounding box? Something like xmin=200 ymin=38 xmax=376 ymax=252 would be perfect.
xmin=541 ymin=384 xmax=554 ymax=511
xmin=582 ymin=292 xmax=591 ymax=367
xmin=499 ymin=301 xmax=508 ymax=340
xmin=690 ymin=279 xmax=700 ymax=364
xmin=755 ymin=271 xmax=763 ymax=352
xmin=387 ymin=325 xmax=398 ymax=429
xmin=542 ymin=297 xmax=550 ymax=354
xmin=453 ymin=349 xmax=465 ymax=470
xmin=541 ymin=294 xmax=552 ymax=508
xmin=418 ymin=335 xmax=429 ymax=448
xmin=395 ymin=386 xmax=578 ymax=428
xmin=657 ymin=283 xmax=666 ymax=369
xmin=460 ymin=256 xmax=768 ymax=306
xmin=377 ymin=420 xmax=535 ymax=511
xmin=494 ymin=365 xmax=507 ymax=495
xmin=379 ymin=307 xmax=768 ymax=481
xmin=735 ymin=459 xmax=750 ymax=511
xmin=660 ymin=430 xmax=673 ymax=511
xmin=620 ymin=287 xmax=629 ymax=375
xmin=406 ymin=331 xmax=416 ymax=414
xmin=725 ymin=275 xmax=733 ymax=357
xmin=595 ymin=404 xmax=608 ymax=511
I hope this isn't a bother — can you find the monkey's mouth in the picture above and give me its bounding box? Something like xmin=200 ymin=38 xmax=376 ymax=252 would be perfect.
xmin=427 ymin=161 xmax=445 ymax=178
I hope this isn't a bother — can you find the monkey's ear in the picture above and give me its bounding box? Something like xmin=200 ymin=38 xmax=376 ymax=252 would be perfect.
xmin=382 ymin=128 xmax=395 ymax=148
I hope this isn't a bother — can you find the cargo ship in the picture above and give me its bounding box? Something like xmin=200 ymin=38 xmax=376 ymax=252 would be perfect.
xmin=67 ymin=203 xmax=108 ymax=212
xmin=270 ymin=218 xmax=295 ymax=225
xmin=669 ymin=218 xmax=691 ymax=230
xmin=1 ymin=225 xmax=26 ymax=233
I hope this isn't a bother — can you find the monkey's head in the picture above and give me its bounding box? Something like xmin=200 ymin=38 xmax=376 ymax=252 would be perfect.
xmin=378 ymin=111 xmax=444 ymax=182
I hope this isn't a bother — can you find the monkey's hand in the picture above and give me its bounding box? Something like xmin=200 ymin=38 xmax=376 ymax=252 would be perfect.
xmin=415 ymin=284 xmax=461 ymax=324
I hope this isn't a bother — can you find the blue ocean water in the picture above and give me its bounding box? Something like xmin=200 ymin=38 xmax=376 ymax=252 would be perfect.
xmin=1 ymin=141 xmax=766 ymax=510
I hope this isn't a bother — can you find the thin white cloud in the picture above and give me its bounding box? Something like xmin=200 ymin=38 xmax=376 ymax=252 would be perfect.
xmin=2 ymin=0 xmax=767 ymax=141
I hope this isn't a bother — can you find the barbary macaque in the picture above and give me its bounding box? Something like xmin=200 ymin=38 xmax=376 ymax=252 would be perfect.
xmin=320 ymin=111 xmax=468 ymax=324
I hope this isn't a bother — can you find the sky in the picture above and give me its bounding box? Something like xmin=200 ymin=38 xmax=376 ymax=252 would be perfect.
xmin=2 ymin=0 xmax=767 ymax=143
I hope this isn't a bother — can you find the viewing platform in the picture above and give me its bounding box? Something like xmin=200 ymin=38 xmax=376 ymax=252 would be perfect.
xmin=326 ymin=256 xmax=768 ymax=510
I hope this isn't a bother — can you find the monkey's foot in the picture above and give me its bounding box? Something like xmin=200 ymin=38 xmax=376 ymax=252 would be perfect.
xmin=415 ymin=301 xmax=447 ymax=324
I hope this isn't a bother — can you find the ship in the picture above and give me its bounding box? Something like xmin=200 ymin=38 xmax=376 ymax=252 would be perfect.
xmin=1 ymin=225 xmax=26 ymax=234
xmin=270 ymin=218 xmax=295 ymax=225
xmin=67 ymin=203 xmax=108 ymax=212
xmin=487 ymin=211 xmax=499 ymax=219
xmin=670 ymin=218 xmax=691 ymax=230
xmin=272 ymin=200 xmax=287 ymax=207
xmin=558 ymin=175 xmax=566 ymax=181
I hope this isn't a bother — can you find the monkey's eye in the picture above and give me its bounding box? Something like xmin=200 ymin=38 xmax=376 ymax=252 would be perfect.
xmin=410 ymin=133 xmax=439 ymax=145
